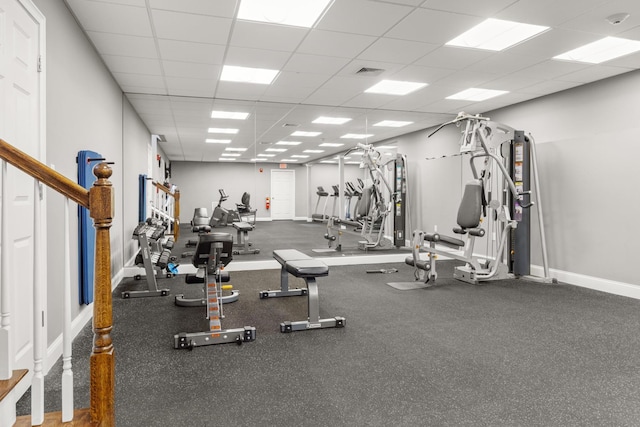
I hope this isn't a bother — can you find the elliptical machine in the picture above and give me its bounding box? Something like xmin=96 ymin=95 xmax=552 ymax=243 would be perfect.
xmin=209 ymin=189 xmax=239 ymax=228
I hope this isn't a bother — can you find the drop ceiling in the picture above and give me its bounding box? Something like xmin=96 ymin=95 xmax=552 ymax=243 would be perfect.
xmin=64 ymin=0 xmax=640 ymax=164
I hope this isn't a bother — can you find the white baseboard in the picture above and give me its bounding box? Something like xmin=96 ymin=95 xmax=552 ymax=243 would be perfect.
xmin=530 ymin=265 xmax=640 ymax=300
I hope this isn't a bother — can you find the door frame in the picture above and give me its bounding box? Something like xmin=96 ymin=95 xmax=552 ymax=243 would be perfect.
xmin=270 ymin=169 xmax=295 ymax=220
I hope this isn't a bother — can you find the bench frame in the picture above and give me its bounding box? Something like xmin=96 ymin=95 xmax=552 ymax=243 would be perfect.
xmin=260 ymin=249 xmax=345 ymax=333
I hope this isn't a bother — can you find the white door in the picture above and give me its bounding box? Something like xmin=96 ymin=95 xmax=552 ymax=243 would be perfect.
xmin=0 ymin=0 xmax=44 ymax=372
xmin=270 ymin=169 xmax=295 ymax=220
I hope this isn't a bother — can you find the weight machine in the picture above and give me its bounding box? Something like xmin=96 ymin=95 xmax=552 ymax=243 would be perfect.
xmin=403 ymin=112 xmax=550 ymax=286
xmin=322 ymin=144 xmax=407 ymax=251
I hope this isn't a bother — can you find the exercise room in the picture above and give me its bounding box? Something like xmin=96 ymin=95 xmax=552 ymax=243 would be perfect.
xmin=2 ymin=0 xmax=640 ymax=426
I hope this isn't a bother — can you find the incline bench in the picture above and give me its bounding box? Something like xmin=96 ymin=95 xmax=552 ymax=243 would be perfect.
xmin=259 ymin=249 xmax=345 ymax=333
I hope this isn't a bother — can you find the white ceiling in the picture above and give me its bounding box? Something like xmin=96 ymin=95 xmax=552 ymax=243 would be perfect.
xmin=64 ymin=0 xmax=640 ymax=164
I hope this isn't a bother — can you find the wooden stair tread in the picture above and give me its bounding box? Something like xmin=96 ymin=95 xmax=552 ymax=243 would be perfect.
xmin=0 ymin=369 xmax=28 ymax=402
xmin=14 ymin=408 xmax=94 ymax=426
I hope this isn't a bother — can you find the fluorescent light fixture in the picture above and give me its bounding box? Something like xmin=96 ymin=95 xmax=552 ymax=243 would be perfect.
xmin=276 ymin=141 xmax=302 ymax=146
xmin=266 ymin=148 xmax=287 ymax=152
xmin=219 ymin=158 xmax=236 ymax=161
xmin=303 ymin=149 xmax=325 ymax=153
xmin=238 ymin=0 xmax=332 ymax=28
xmin=319 ymin=142 xmax=344 ymax=147
xmin=446 ymin=18 xmax=549 ymax=51
xmin=208 ymin=128 xmax=239 ymax=134
xmin=341 ymin=133 xmax=374 ymax=139
xmin=320 ymin=160 xmax=336 ymax=164
xmin=280 ymin=158 xmax=299 ymax=162
xmin=553 ymin=36 xmax=640 ymax=64
xmin=291 ymin=131 xmax=321 ymax=137
xmin=205 ymin=139 xmax=231 ymax=144
xmin=446 ymin=88 xmax=508 ymax=101
xmin=220 ymin=65 xmax=279 ymax=85
xmin=373 ymin=120 xmax=413 ymax=127
xmin=221 ymin=153 xmax=241 ymax=157
xmin=365 ymin=79 xmax=427 ymax=96
xmin=258 ymin=153 xmax=276 ymax=157
xmin=291 ymin=155 xmax=310 ymax=158
xmin=211 ymin=110 xmax=249 ymax=120
xmin=251 ymin=158 xmax=267 ymax=162
xmin=312 ymin=116 xmax=352 ymax=125
xmin=225 ymin=147 xmax=247 ymax=152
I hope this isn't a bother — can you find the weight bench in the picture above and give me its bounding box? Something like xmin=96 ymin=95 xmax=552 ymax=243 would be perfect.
xmin=173 ymin=232 xmax=256 ymax=350
xmin=260 ymin=249 xmax=345 ymax=333
xmin=232 ymin=221 xmax=259 ymax=255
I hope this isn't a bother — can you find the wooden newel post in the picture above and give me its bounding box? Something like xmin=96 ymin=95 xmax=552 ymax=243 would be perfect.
xmin=89 ymin=163 xmax=115 ymax=426
xmin=174 ymin=189 xmax=180 ymax=242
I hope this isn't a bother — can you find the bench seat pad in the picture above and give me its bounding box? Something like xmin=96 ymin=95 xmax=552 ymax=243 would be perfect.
xmin=285 ymin=259 xmax=329 ymax=278
xmin=233 ymin=221 xmax=254 ymax=231
xmin=273 ymin=249 xmax=311 ymax=265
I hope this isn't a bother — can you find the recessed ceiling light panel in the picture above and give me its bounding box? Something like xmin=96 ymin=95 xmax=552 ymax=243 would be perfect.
xmin=266 ymin=148 xmax=287 ymax=152
xmin=446 ymin=88 xmax=508 ymax=101
xmin=319 ymin=142 xmax=343 ymax=147
xmin=225 ymin=147 xmax=248 ymax=152
xmin=205 ymin=139 xmax=231 ymax=144
xmin=553 ymin=36 xmax=640 ymax=64
xmin=365 ymin=79 xmax=427 ymax=95
xmin=208 ymin=128 xmax=239 ymax=134
xmin=276 ymin=141 xmax=302 ymax=145
xmin=291 ymin=131 xmax=322 ymax=137
xmin=446 ymin=18 xmax=549 ymax=51
xmin=373 ymin=120 xmax=413 ymax=127
xmin=312 ymin=116 xmax=352 ymax=125
xmin=238 ymin=0 xmax=332 ymax=28
xmin=303 ymin=149 xmax=325 ymax=153
xmin=341 ymin=133 xmax=374 ymax=139
xmin=221 ymin=65 xmax=279 ymax=84
xmin=211 ymin=110 xmax=250 ymax=120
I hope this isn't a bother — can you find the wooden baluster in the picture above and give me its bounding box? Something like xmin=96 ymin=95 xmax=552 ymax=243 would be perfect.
xmin=89 ymin=163 xmax=115 ymax=426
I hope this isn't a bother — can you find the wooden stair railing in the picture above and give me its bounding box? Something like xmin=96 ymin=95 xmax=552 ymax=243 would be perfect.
xmin=151 ymin=181 xmax=180 ymax=242
xmin=0 ymin=138 xmax=115 ymax=426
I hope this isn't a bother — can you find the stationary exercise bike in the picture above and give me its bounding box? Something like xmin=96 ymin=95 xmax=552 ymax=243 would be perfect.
xmin=209 ymin=189 xmax=239 ymax=228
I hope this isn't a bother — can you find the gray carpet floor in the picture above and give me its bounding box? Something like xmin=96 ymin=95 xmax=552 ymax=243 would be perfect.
xmin=16 ymin=221 xmax=640 ymax=426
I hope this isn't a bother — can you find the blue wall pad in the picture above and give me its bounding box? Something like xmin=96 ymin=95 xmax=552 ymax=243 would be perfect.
xmin=139 ymin=174 xmax=147 ymax=222
xmin=77 ymin=150 xmax=103 ymax=305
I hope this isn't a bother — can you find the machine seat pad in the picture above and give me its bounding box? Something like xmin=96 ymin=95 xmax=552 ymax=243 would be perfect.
xmin=232 ymin=221 xmax=254 ymax=232
xmin=424 ymin=233 xmax=465 ymax=248
xmin=273 ymin=249 xmax=311 ymax=265
xmin=405 ymin=256 xmax=430 ymax=271
xmin=285 ymin=259 xmax=329 ymax=278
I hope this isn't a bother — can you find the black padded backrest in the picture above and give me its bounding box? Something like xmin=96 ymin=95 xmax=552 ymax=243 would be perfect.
xmin=192 ymin=232 xmax=233 ymax=268
xmin=456 ymin=180 xmax=483 ymax=229
xmin=357 ymin=186 xmax=374 ymax=217
xmin=317 ymin=186 xmax=328 ymax=196
xmin=241 ymin=192 xmax=250 ymax=206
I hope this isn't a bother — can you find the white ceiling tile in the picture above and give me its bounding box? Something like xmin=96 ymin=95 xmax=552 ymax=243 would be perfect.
xmin=284 ymin=53 xmax=350 ymax=74
xmin=114 ymin=72 xmax=165 ymax=88
xmin=224 ymin=46 xmax=291 ymax=69
xmin=420 ymin=0 xmax=518 ymax=16
xmin=86 ymin=32 xmax=157 ymax=58
xmin=97 ymin=0 xmax=147 ymax=6
xmin=386 ymin=8 xmax=483 ymax=45
xmin=376 ymin=0 xmax=424 ymax=5
xmin=415 ymin=47 xmax=491 ymax=70
xmin=518 ymin=79 xmax=585 ymax=95
xmin=120 ymin=85 xmax=168 ymax=95
xmin=149 ymin=0 xmax=238 ymax=17
xmin=157 ymin=39 xmax=226 ymax=64
xmin=162 ymin=61 xmax=220 ymax=80
xmin=558 ymin=0 xmax=640 ymax=36
xmin=303 ymin=88 xmax=360 ymax=108
xmin=435 ymin=69 xmax=500 ymax=88
xmin=230 ymin=21 xmax=308 ymax=52
xmin=509 ymin=60 xmax=589 ymax=80
xmin=555 ymin=65 xmax=634 ymax=83
xmin=604 ymin=50 xmax=640 ymax=68
xmin=152 ymin=10 xmax=232 ymax=44
xmin=214 ymin=81 xmax=269 ymax=100
xmin=165 ymin=76 xmax=216 ymax=97
xmin=316 ymin=0 xmax=413 ymax=36
xmin=341 ymin=92 xmax=408 ymax=109
xmin=496 ymin=0 xmax=606 ymax=26
xmin=507 ymin=28 xmax=599 ymax=60
xmin=298 ymin=29 xmax=376 ymax=58
xmin=66 ymin=0 xmax=152 ymax=36
xmin=467 ymin=53 xmax=543 ymax=75
xmin=357 ymin=37 xmax=438 ymax=64
xmin=102 ymin=55 xmax=163 ymax=75
xmin=337 ymin=59 xmax=406 ymax=77
xmin=388 ymin=65 xmax=453 ymax=83
xmin=480 ymin=74 xmax=545 ymax=91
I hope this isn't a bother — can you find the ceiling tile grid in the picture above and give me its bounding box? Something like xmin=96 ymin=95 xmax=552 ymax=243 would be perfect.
xmin=64 ymin=0 xmax=640 ymax=163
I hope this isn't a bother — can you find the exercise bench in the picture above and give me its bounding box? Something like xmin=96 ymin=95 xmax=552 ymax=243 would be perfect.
xmin=260 ymin=249 xmax=345 ymax=333
xmin=232 ymin=221 xmax=260 ymax=255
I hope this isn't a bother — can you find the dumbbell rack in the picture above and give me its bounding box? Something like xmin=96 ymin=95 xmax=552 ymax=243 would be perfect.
xmin=122 ymin=223 xmax=171 ymax=298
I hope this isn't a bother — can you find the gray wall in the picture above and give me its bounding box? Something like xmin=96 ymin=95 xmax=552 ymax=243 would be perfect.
xmin=34 ymin=0 xmax=152 ymax=345
xmin=171 ymin=161 xmax=362 ymax=223
xmin=389 ymin=69 xmax=640 ymax=288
